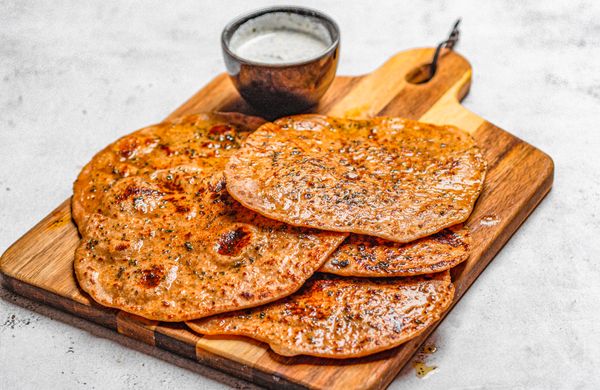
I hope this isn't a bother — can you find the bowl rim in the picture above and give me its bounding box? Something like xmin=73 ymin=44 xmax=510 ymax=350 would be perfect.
xmin=221 ymin=6 xmax=340 ymax=68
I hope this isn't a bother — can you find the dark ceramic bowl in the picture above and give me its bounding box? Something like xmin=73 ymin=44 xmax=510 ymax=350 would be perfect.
xmin=221 ymin=6 xmax=340 ymax=117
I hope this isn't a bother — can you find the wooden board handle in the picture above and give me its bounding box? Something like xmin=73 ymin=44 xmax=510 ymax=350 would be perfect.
xmin=323 ymin=48 xmax=485 ymax=133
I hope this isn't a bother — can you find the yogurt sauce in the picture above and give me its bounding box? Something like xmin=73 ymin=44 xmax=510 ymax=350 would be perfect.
xmin=229 ymin=12 xmax=332 ymax=64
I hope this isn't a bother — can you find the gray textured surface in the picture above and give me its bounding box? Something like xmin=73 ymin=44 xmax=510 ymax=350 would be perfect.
xmin=1 ymin=1 xmax=599 ymax=389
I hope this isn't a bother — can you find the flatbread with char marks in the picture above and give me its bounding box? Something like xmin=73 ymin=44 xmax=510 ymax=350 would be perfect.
xmin=320 ymin=225 xmax=470 ymax=277
xmin=225 ymin=115 xmax=486 ymax=243
xmin=73 ymin=114 xmax=346 ymax=321
xmin=187 ymin=271 xmax=454 ymax=358
xmin=73 ymin=113 xmax=265 ymax=228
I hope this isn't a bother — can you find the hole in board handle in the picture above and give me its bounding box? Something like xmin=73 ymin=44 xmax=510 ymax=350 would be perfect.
xmin=405 ymin=63 xmax=435 ymax=85
xmin=406 ymin=19 xmax=461 ymax=85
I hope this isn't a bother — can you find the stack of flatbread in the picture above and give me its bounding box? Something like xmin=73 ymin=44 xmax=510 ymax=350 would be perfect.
xmin=73 ymin=112 xmax=486 ymax=359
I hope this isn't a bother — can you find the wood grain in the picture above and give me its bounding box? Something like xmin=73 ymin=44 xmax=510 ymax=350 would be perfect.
xmin=0 ymin=48 xmax=553 ymax=390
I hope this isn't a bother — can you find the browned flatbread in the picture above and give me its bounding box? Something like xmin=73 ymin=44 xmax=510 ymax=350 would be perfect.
xmin=187 ymin=271 xmax=454 ymax=359
xmin=73 ymin=113 xmax=266 ymax=229
xmin=319 ymin=225 xmax=471 ymax=277
xmin=225 ymin=115 xmax=487 ymax=243
xmin=73 ymin=114 xmax=347 ymax=321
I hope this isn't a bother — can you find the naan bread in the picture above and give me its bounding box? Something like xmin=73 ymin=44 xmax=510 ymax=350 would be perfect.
xmin=225 ymin=115 xmax=486 ymax=243
xmin=320 ymin=225 xmax=470 ymax=277
xmin=187 ymin=271 xmax=454 ymax=359
xmin=73 ymin=114 xmax=346 ymax=321
xmin=73 ymin=113 xmax=266 ymax=228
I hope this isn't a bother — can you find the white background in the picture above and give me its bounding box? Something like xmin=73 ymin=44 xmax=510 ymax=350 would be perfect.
xmin=1 ymin=1 xmax=599 ymax=389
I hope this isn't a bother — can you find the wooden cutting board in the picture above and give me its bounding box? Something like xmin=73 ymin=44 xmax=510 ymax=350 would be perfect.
xmin=0 ymin=48 xmax=553 ymax=390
